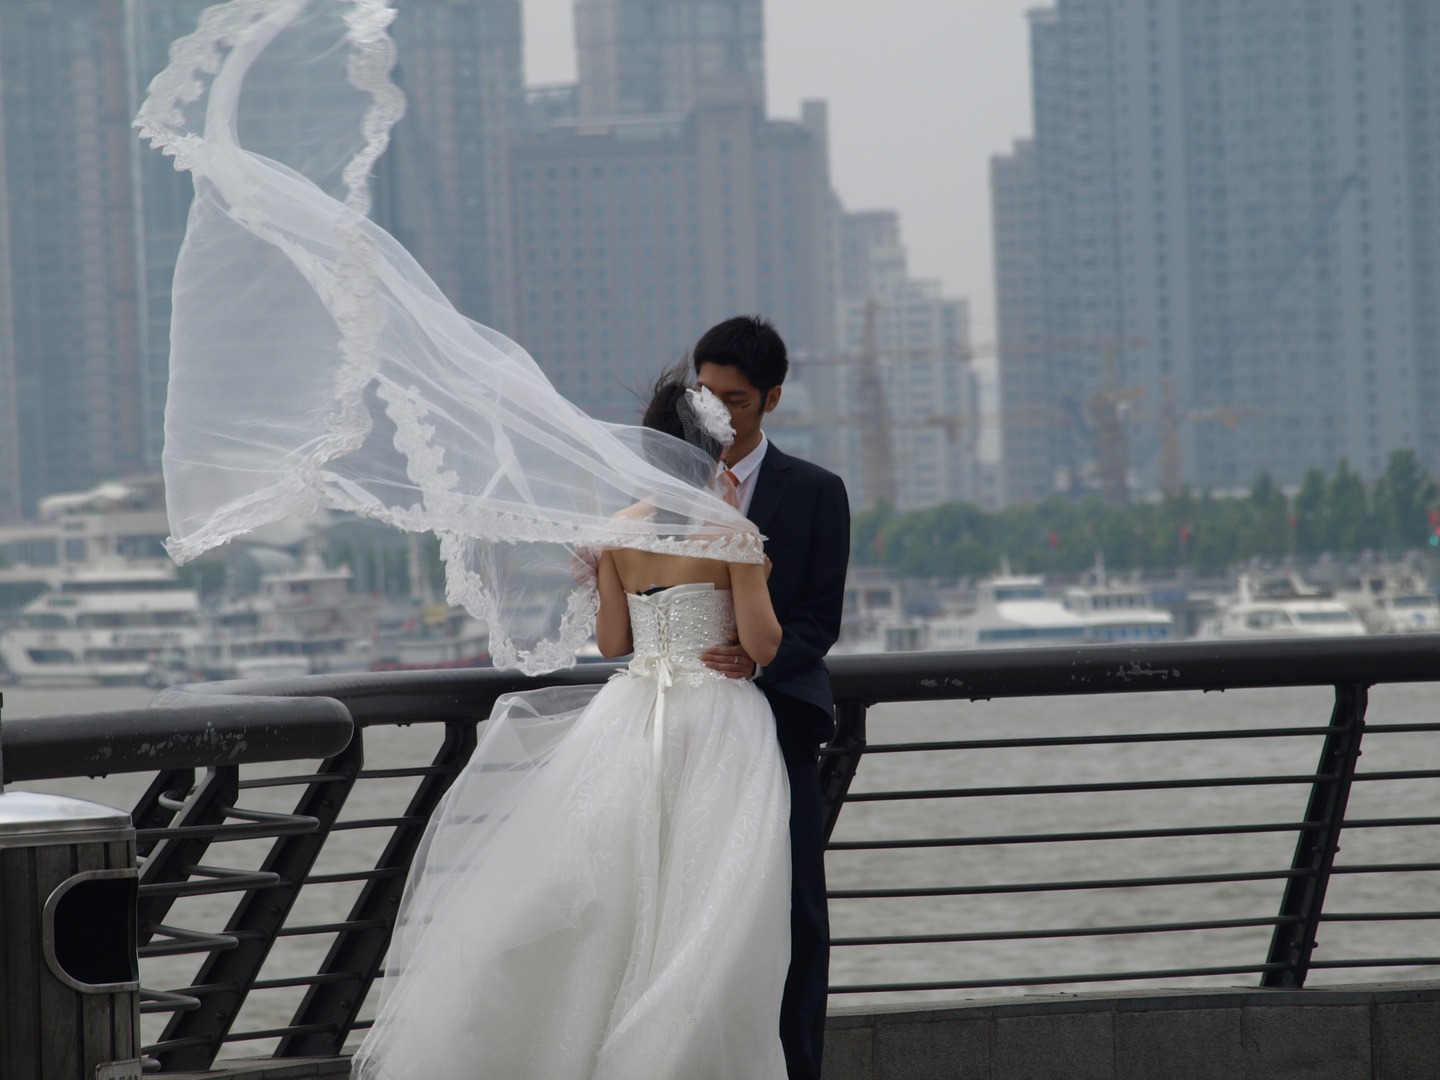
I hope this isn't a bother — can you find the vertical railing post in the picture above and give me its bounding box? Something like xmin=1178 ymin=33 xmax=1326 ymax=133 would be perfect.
xmin=279 ymin=716 xmax=480 ymax=1058
xmin=1262 ymin=683 xmax=1368 ymax=988
xmin=820 ymin=702 xmax=868 ymax=843
xmin=155 ymin=732 xmax=365 ymax=1070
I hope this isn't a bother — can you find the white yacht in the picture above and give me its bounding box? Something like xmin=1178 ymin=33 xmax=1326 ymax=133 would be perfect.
xmin=833 ymin=575 xmax=929 ymax=654
xmin=1336 ymin=567 xmax=1440 ymax=634
xmin=1062 ymin=558 xmax=1175 ymax=643
xmin=1200 ymin=572 xmax=1368 ymax=640
xmin=927 ymin=576 xmax=1088 ymax=650
xmin=371 ymin=603 xmax=490 ymax=670
xmin=0 ymin=565 xmax=204 ymax=686
xmin=194 ymin=553 xmax=375 ymax=680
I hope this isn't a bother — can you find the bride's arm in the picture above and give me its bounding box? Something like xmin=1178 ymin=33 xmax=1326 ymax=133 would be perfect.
xmin=595 ymin=550 xmax=634 ymax=658
xmin=728 ymin=561 xmax=782 ymax=667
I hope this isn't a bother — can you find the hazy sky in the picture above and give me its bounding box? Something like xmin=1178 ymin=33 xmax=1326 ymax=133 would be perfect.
xmin=521 ymin=0 xmax=1038 ymax=341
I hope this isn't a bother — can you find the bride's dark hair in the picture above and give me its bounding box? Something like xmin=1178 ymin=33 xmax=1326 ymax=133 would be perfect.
xmin=640 ymin=361 xmax=724 ymax=494
xmin=641 ymin=360 xmax=693 ymax=443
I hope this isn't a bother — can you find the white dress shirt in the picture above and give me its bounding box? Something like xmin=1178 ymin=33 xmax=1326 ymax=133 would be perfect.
xmin=724 ymin=433 xmax=769 ymax=517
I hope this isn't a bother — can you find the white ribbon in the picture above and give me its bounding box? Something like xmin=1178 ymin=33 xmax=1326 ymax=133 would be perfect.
xmin=626 ymin=651 xmax=676 ymax=809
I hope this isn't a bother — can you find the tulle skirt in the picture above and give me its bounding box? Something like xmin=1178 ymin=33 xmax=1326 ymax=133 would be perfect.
xmin=352 ymin=672 xmax=792 ymax=1080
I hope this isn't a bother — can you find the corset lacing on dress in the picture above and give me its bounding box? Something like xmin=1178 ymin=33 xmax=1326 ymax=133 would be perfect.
xmin=622 ymin=583 xmax=738 ymax=799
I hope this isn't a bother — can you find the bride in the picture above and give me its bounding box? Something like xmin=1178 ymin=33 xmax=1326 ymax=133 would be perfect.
xmin=352 ymin=375 xmax=793 ymax=1079
xmin=135 ymin=3 xmax=794 ymax=1077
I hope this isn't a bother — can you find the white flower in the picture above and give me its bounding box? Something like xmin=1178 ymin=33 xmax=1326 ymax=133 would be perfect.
xmin=683 ymin=386 xmax=735 ymax=446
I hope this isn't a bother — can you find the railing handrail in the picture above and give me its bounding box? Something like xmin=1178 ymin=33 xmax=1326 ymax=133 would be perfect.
xmin=6 ymin=634 xmax=1437 ymax=780
xmin=1 ymin=693 xmax=352 ymax=782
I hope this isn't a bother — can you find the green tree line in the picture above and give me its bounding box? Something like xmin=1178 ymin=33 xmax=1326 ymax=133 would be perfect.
xmin=853 ymin=451 xmax=1440 ymax=578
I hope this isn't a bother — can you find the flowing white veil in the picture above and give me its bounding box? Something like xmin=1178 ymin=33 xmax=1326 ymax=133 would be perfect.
xmin=136 ymin=0 xmax=763 ymax=673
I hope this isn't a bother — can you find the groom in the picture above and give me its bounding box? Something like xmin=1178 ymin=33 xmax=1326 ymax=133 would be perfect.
xmin=696 ymin=316 xmax=850 ymax=1080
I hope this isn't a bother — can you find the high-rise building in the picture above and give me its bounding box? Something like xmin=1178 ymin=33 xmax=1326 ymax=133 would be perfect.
xmin=777 ymin=209 xmax=977 ymax=513
xmin=509 ymin=92 xmax=835 ymax=422
xmin=994 ymin=0 xmax=1440 ymax=505
xmin=991 ymin=139 xmax=1055 ymax=504
xmin=0 ymin=0 xmax=144 ymax=520
xmin=574 ymin=0 xmax=764 ymax=119
xmin=377 ymin=0 xmax=525 ymax=332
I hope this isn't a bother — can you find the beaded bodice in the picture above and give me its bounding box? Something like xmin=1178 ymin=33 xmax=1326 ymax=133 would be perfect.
xmin=625 ymin=583 xmax=736 ymax=675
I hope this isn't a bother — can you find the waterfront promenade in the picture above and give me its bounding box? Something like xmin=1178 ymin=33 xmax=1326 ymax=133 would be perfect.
xmin=5 ymin=635 xmax=1440 ymax=1076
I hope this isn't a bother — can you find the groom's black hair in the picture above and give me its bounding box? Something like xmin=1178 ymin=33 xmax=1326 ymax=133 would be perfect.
xmin=691 ymin=315 xmax=788 ymax=393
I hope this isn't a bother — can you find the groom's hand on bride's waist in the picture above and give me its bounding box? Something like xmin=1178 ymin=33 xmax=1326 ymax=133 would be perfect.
xmin=702 ymin=634 xmax=757 ymax=680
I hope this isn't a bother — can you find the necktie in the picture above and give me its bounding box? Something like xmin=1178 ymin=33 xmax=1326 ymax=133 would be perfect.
xmin=722 ymin=468 xmax=741 ymax=510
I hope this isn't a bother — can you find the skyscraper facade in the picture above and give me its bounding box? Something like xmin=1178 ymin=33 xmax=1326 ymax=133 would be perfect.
xmin=509 ymin=89 xmax=834 ymax=422
xmin=0 ymin=0 xmax=144 ymax=519
xmin=377 ymin=0 xmax=525 ymax=332
xmin=994 ymin=0 xmax=1440 ymax=505
xmin=574 ymin=0 xmax=764 ymax=119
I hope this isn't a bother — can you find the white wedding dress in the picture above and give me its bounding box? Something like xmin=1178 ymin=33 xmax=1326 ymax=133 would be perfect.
xmin=352 ymin=583 xmax=792 ymax=1080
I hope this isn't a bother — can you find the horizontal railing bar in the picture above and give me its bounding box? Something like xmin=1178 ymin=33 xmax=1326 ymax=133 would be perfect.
xmin=829 ymin=867 xmax=1312 ymax=899
xmin=356 ymin=765 xmax=461 ymax=779
xmin=138 ymin=924 xmax=241 ymax=958
xmin=163 ymin=982 xmax=241 ymax=996
xmin=303 ymin=867 xmax=406 ymax=885
xmin=224 ymin=1023 xmax=337 ymax=1043
xmin=828 ymin=821 xmax=1318 ymax=851
xmin=141 ymin=1035 xmax=213 ymax=1054
xmin=250 ymin=971 xmax=367 ymax=991
xmin=833 ymin=914 xmax=1299 ymax=947
xmin=1355 ymin=723 xmax=1440 ymax=734
xmin=277 ymin=918 xmax=387 ymax=937
xmin=331 ymin=816 xmax=429 ymax=831
xmin=842 ymin=773 xmax=1333 ymax=802
xmin=137 ymin=822 xmax=315 ymax=843
xmin=1340 ymin=816 xmax=1440 ymax=830
xmin=138 ymin=870 xmax=283 ymax=898
xmin=1330 ymin=862 xmax=1440 ymax=875
xmin=138 ymin=988 xmax=202 ymax=1014
xmin=1321 ymin=912 xmax=1440 ymax=922
xmin=1351 ymin=770 xmax=1440 ymax=782
xmin=350 ymin=1018 xmax=375 ymax=1031
xmin=847 ymin=726 xmax=1343 ymax=755
xmin=1307 ymin=958 xmax=1440 ymax=969
xmin=237 ymin=772 xmax=352 ymax=789
xmin=829 ymin=962 xmax=1288 ymax=995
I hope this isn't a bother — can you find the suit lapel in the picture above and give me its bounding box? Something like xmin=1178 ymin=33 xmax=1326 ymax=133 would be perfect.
xmin=747 ymin=443 xmax=792 ymax=536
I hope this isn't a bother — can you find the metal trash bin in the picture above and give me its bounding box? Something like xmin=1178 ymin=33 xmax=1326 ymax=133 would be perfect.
xmin=0 ymin=790 xmax=140 ymax=1080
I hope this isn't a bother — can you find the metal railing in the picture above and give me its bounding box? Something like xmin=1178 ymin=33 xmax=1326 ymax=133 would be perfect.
xmin=2 ymin=633 xmax=1439 ymax=1071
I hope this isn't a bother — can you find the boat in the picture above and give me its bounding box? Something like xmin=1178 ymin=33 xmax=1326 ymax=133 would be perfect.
xmin=833 ymin=575 xmax=930 ymax=653
xmin=194 ymin=552 xmax=377 ymax=680
xmin=1335 ymin=566 xmax=1440 ymax=634
xmin=1199 ymin=572 xmax=1368 ymax=640
xmin=1061 ymin=556 xmax=1175 ymax=642
xmin=370 ymin=603 xmax=490 ymax=671
xmin=926 ymin=575 xmax=1089 ymax=650
xmin=0 ymin=564 xmax=205 ymax=686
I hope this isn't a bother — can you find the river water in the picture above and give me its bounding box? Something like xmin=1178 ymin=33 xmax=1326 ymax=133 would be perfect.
xmin=5 ymin=680 xmax=1439 ymax=1059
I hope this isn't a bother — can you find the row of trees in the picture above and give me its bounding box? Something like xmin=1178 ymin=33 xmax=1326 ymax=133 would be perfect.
xmin=854 ymin=451 xmax=1440 ymax=578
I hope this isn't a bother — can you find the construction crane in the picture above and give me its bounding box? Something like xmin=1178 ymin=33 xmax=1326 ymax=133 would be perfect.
xmin=1157 ymin=376 xmax=1256 ymax=494
xmin=855 ymin=301 xmax=897 ymax=512
xmin=1089 ymin=337 xmax=1148 ymax=505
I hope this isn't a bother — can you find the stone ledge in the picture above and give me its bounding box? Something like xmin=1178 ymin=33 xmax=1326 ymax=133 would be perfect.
xmin=163 ymin=1057 xmax=351 ymax=1080
xmin=150 ymin=982 xmax=1440 ymax=1080
xmin=823 ymin=981 xmax=1440 ymax=1080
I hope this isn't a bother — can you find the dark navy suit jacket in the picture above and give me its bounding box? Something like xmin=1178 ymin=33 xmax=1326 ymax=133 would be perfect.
xmin=748 ymin=442 xmax=850 ymax=740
